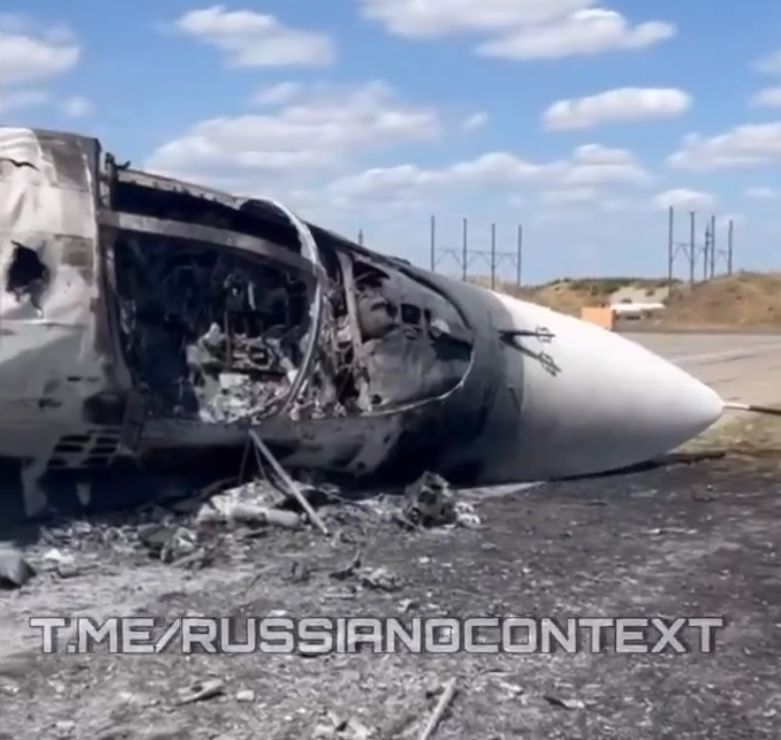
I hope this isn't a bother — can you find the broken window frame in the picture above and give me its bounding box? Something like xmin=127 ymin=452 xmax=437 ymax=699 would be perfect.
xmin=94 ymin=158 xmax=328 ymax=424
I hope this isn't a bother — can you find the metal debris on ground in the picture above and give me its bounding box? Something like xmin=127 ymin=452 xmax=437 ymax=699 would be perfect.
xmin=42 ymin=548 xmax=75 ymax=568
xmin=235 ymin=689 xmax=256 ymax=703
xmin=196 ymin=479 xmax=289 ymax=526
xmin=402 ymin=472 xmax=456 ymax=528
xmin=359 ymin=566 xmax=402 ymax=592
xmin=313 ymin=712 xmax=374 ymax=740
xmin=176 ymin=679 xmax=225 ymax=706
xmin=137 ymin=525 xmax=197 ymax=563
xmin=494 ymin=679 xmax=524 ymax=697
xmin=0 ymin=548 xmax=35 ymax=588
xmin=285 ymin=560 xmax=313 ymax=583
xmin=249 ymin=430 xmax=331 ymax=536
xmin=544 ymin=695 xmax=586 ymax=710
xmin=330 ymin=550 xmax=362 ymax=581
xmin=418 ymin=677 xmax=458 ymax=740
xmin=454 ymin=501 xmax=482 ymax=529
xmin=53 ymin=719 xmax=76 ymax=737
xmin=196 ymin=483 xmax=302 ymax=530
xmin=135 ymin=525 xmax=212 ymax=569
xmin=321 ymin=585 xmax=359 ymax=601
xmin=41 ymin=548 xmax=81 ymax=578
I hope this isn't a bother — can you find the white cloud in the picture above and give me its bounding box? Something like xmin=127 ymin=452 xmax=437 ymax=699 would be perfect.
xmin=251 ymin=81 xmax=304 ymax=105
xmin=358 ymin=1 xmax=674 ymax=60
xmin=755 ymin=50 xmax=781 ymax=76
xmin=745 ymin=187 xmax=777 ymax=200
xmin=539 ymin=186 xmax=598 ymax=204
xmin=561 ymin=143 xmax=652 ymax=186
xmin=357 ymin=0 xmax=590 ymax=38
xmin=654 ymin=188 xmax=717 ymax=211
xmin=0 ymin=88 xmax=50 ymax=113
xmin=0 ymin=87 xmax=91 ymax=118
xmin=544 ymin=87 xmax=691 ymax=130
xmin=0 ymin=16 xmax=79 ymax=84
xmin=668 ymin=122 xmax=781 ymax=170
xmin=462 ymin=111 xmax=489 ymax=131
xmin=477 ymin=9 xmax=675 ymax=60
xmin=174 ymin=5 xmax=335 ymax=67
xmin=751 ymin=87 xmax=781 ymax=108
xmin=146 ymin=81 xmax=442 ymax=178
xmin=327 ymin=144 xmax=650 ymax=202
xmin=60 ymin=95 xmax=92 ymax=118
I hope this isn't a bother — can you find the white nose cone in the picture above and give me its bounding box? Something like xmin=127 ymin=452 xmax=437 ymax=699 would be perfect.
xmin=492 ymin=293 xmax=724 ymax=479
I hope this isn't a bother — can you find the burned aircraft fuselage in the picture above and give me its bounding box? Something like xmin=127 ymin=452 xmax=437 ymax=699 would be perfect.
xmin=0 ymin=129 xmax=527 ymax=515
xmin=1 ymin=127 xmax=725 ymax=521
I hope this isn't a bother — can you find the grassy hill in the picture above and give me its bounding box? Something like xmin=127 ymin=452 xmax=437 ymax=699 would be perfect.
xmin=471 ymin=276 xmax=674 ymax=316
xmin=471 ymin=272 xmax=781 ymax=330
xmin=661 ymin=272 xmax=781 ymax=329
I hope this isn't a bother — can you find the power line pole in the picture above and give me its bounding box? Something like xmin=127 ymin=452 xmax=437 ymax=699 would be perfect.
xmin=710 ymin=215 xmax=717 ymax=278
xmin=429 ymin=214 xmax=436 ymax=272
xmin=667 ymin=206 xmax=674 ymax=292
xmin=689 ymin=211 xmax=696 ymax=286
xmin=728 ymin=219 xmax=734 ymax=275
xmin=490 ymin=222 xmax=497 ymax=290
xmin=462 ymin=217 xmax=468 ymax=281
xmin=517 ymin=224 xmax=523 ymax=287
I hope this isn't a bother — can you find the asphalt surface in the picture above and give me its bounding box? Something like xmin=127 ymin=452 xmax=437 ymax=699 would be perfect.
xmin=625 ymin=332 xmax=781 ymax=408
xmin=0 ymin=331 xmax=778 ymax=739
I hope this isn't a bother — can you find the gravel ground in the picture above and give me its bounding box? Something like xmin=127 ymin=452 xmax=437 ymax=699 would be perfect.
xmin=0 ymin=416 xmax=779 ymax=740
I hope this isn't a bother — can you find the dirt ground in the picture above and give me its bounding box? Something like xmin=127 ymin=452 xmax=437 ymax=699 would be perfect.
xmin=1 ymin=412 xmax=780 ymax=740
xmin=479 ymin=272 xmax=781 ymax=333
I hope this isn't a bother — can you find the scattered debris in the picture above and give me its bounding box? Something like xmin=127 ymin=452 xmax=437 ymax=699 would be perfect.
xmin=176 ymin=679 xmax=225 ymax=706
xmin=359 ymin=566 xmax=402 ymax=592
xmin=286 ymin=560 xmax=313 ymax=583
xmin=197 ymin=490 xmax=302 ymax=530
xmin=418 ymin=677 xmax=458 ymax=740
xmin=493 ymin=679 xmax=524 ymax=697
xmin=136 ymin=525 xmax=212 ymax=569
xmin=42 ymin=548 xmax=75 ymax=568
xmin=196 ymin=479 xmax=289 ymax=526
xmin=313 ymin=712 xmax=374 ymax=740
xmin=250 ymin=431 xmax=331 ymax=536
xmin=544 ymin=695 xmax=586 ymax=710
xmin=0 ymin=548 xmax=35 ymax=589
xmin=454 ymin=501 xmax=481 ymax=529
xmin=402 ymin=473 xmax=456 ymax=529
xmin=53 ymin=719 xmax=75 ymax=737
xmin=322 ymin=585 xmax=359 ymax=601
xmin=330 ymin=550 xmax=362 ymax=581
xmin=235 ymin=689 xmax=256 ymax=703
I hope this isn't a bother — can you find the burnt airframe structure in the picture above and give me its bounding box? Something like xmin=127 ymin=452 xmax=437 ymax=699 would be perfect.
xmin=0 ymin=128 xmax=723 ymax=520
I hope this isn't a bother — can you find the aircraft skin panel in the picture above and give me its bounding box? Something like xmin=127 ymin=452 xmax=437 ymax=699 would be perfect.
xmin=489 ymin=291 xmax=724 ymax=479
xmin=0 ymin=129 xmax=109 ymax=463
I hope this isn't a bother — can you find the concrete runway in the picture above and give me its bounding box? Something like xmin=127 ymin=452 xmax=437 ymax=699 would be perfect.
xmin=625 ymin=332 xmax=781 ymax=407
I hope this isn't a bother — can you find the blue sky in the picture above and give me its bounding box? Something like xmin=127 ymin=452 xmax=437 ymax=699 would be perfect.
xmin=2 ymin=1 xmax=780 ymax=282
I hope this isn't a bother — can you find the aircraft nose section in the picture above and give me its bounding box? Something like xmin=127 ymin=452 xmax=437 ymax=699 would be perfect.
xmin=490 ymin=294 xmax=724 ymax=479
